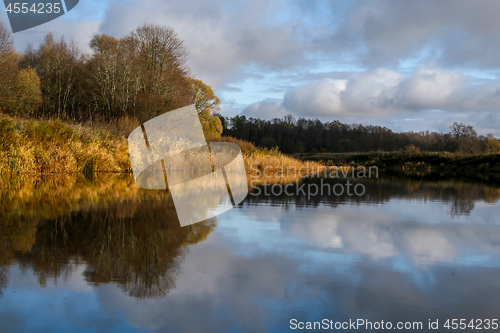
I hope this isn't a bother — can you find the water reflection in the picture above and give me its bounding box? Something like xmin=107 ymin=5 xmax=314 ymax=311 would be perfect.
xmin=276 ymin=208 xmax=500 ymax=264
xmin=247 ymin=177 xmax=500 ymax=217
xmin=0 ymin=267 xmax=6 ymax=298
xmin=1 ymin=175 xmax=500 ymax=332
xmin=0 ymin=174 xmax=215 ymax=299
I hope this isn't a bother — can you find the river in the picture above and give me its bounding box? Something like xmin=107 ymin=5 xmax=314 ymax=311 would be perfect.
xmin=1 ymin=175 xmax=500 ymax=332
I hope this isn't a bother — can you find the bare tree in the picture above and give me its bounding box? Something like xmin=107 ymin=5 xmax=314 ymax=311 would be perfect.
xmin=127 ymin=24 xmax=191 ymax=121
xmin=23 ymin=34 xmax=82 ymax=119
xmin=0 ymin=20 xmax=13 ymax=56
xmin=84 ymin=25 xmax=191 ymax=122
xmin=450 ymin=122 xmax=479 ymax=154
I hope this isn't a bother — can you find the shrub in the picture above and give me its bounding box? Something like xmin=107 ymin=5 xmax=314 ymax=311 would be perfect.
xmin=402 ymin=144 xmax=421 ymax=155
xmin=0 ymin=117 xmax=19 ymax=150
xmin=25 ymin=119 xmax=77 ymax=145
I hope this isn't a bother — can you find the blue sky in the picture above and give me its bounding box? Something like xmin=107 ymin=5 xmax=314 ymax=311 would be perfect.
xmin=2 ymin=0 xmax=500 ymax=135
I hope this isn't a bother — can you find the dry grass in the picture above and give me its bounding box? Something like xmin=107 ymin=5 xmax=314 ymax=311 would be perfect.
xmin=243 ymin=145 xmax=323 ymax=177
xmin=208 ymin=135 xmax=324 ymax=176
xmin=207 ymin=135 xmax=258 ymax=153
xmin=81 ymin=116 xmax=140 ymax=138
xmin=0 ymin=116 xmax=323 ymax=180
xmin=0 ymin=114 xmax=131 ymax=177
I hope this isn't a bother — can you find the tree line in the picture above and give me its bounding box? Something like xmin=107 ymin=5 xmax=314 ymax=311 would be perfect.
xmin=220 ymin=115 xmax=500 ymax=154
xmin=0 ymin=20 xmax=222 ymax=136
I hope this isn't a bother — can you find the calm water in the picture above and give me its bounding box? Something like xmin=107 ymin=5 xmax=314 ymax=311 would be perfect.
xmin=1 ymin=175 xmax=500 ymax=332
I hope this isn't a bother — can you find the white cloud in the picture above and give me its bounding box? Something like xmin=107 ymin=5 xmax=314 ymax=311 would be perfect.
xmin=248 ymin=67 xmax=500 ymax=119
xmin=340 ymin=68 xmax=404 ymax=115
xmin=398 ymin=68 xmax=465 ymax=110
xmin=284 ymin=78 xmax=346 ymax=116
xmin=241 ymin=99 xmax=288 ymax=119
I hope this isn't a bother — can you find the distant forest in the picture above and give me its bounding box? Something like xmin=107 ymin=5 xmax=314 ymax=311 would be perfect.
xmin=219 ymin=115 xmax=500 ymax=154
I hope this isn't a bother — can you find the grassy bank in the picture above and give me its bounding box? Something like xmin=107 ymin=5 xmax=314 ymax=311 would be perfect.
xmin=296 ymin=151 xmax=500 ymax=183
xmin=0 ymin=115 xmax=317 ymax=178
xmin=0 ymin=115 xmax=133 ymax=176
xmin=208 ymin=135 xmax=322 ymax=176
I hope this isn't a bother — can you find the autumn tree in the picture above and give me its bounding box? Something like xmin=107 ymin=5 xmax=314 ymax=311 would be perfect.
xmin=22 ymin=34 xmax=82 ymax=119
xmin=86 ymin=34 xmax=142 ymax=121
xmin=4 ymin=23 xmax=216 ymax=127
xmin=0 ymin=20 xmax=18 ymax=114
xmin=12 ymin=67 xmax=42 ymax=117
xmin=484 ymin=134 xmax=500 ymax=154
xmin=450 ymin=122 xmax=479 ymax=154
xmin=188 ymin=78 xmax=223 ymax=137
xmin=127 ymin=24 xmax=191 ymax=122
xmin=87 ymin=34 xmax=120 ymax=120
xmin=0 ymin=20 xmax=42 ymax=117
xmin=77 ymin=24 xmax=193 ymax=123
xmin=84 ymin=25 xmax=193 ymax=123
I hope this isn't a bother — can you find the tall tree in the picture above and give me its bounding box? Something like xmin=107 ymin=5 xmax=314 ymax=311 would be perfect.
xmin=450 ymin=122 xmax=479 ymax=154
xmin=12 ymin=67 xmax=42 ymax=117
xmin=188 ymin=78 xmax=222 ymax=137
xmin=127 ymin=24 xmax=191 ymax=122
xmin=22 ymin=34 xmax=82 ymax=119
xmin=0 ymin=20 xmax=18 ymax=114
xmin=86 ymin=34 xmax=142 ymax=121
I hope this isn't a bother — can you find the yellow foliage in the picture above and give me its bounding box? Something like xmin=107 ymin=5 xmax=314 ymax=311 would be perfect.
xmin=188 ymin=77 xmax=223 ymax=137
xmin=13 ymin=67 xmax=42 ymax=117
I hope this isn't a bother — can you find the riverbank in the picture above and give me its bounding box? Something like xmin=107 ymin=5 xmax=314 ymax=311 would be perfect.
xmin=0 ymin=115 xmax=319 ymax=178
xmin=295 ymin=151 xmax=500 ymax=183
xmin=0 ymin=115 xmax=132 ymax=176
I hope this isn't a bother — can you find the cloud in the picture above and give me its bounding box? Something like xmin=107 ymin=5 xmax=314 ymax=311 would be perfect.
xmin=284 ymin=78 xmax=347 ymax=116
xmin=268 ymin=68 xmax=407 ymax=118
xmin=241 ymin=99 xmax=288 ymax=119
xmin=340 ymin=68 xmax=404 ymax=115
xmin=330 ymin=0 xmax=500 ymax=69
xmin=245 ymin=67 xmax=500 ymax=119
xmin=398 ymin=68 xmax=465 ymax=110
xmin=94 ymin=0 xmax=311 ymax=88
xmin=7 ymin=0 xmax=500 ymax=80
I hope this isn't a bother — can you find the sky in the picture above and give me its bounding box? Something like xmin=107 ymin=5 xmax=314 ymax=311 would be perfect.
xmin=2 ymin=0 xmax=500 ymax=135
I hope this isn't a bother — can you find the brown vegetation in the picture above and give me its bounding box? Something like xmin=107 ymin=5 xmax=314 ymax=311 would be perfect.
xmin=208 ymin=135 xmax=323 ymax=176
xmin=0 ymin=115 xmax=319 ymax=179
xmin=0 ymin=115 xmax=131 ymax=176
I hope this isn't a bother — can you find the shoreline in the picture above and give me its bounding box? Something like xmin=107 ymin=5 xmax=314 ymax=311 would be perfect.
xmin=3 ymin=115 xmax=499 ymax=185
xmin=0 ymin=115 xmax=321 ymax=179
xmin=295 ymin=151 xmax=500 ymax=184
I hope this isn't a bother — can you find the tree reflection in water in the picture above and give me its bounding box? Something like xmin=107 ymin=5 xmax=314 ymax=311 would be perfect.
xmin=1 ymin=174 xmax=499 ymax=299
xmin=246 ymin=176 xmax=500 ymax=217
xmin=0 ymin=174 xmax=215 ymax=299
xmin=0 ymin=267 xmax=6 ymax=298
